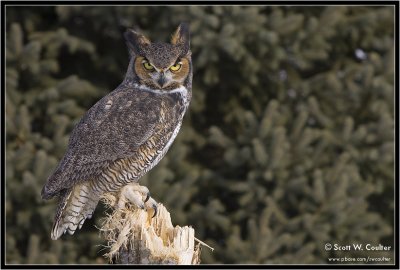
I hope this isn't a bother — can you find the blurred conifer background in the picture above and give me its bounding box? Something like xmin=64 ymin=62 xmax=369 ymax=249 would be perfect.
xmin=5 ymin=5 xmax=395 ymax=264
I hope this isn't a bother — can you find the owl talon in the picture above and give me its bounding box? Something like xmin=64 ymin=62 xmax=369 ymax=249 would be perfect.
xmin=144 ymin=192 xmax=150 ymax=203
xmin=152 ymin=204 xmax=158 ymax=218
xmin=144 ymin=197 xmax=158 ymax=218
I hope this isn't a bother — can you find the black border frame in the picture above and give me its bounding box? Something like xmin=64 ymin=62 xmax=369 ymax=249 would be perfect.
xmin=1 ymin=1 xmax=398 ymax=269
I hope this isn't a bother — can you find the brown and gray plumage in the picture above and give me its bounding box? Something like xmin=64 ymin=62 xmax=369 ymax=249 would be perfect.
xmin=41 ymin=23 xmax=192 ymax=240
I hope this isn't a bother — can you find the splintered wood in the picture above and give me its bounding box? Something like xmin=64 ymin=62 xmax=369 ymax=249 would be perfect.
xmin=100 ymin=193 xmax=202 ymax=265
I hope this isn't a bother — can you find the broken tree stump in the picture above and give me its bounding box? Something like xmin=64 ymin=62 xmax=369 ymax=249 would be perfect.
xmin=99 ymin=193 xmax=204 ymax=264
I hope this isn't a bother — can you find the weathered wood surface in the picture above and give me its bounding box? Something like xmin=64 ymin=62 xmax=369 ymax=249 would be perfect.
xmin=100 ymin=194 xmax=203 ymax=264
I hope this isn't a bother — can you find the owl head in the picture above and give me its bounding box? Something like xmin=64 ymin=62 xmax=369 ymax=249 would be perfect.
xmin=124 ymin=23 xmax=192 ymax=91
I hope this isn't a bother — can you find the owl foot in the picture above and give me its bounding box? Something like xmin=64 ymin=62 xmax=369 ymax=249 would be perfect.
xmin=118 ymin=183 xmax=158 ymax=218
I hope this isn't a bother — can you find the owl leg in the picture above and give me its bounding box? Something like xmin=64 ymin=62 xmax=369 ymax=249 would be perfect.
xmin=118 ymin=183 xmax=158 ymax=218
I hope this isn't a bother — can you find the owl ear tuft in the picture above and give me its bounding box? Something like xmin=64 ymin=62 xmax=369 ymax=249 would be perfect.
xmin=124 ymin=29 xmax=151 ymax=56
xmin=171 ymin=22 xmax=190 ymax=54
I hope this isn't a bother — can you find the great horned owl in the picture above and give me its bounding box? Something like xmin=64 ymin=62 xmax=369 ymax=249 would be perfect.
xmin=41 ymin=23 xmax=192 ymax=240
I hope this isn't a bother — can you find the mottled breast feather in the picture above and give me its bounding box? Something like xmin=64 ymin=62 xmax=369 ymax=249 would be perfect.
xmin=42 ymin=84 xmax=186 ymax=198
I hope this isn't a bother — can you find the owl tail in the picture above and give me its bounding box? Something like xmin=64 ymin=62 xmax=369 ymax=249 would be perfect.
xmin=51 ymin=183 xmax=99 ymax=240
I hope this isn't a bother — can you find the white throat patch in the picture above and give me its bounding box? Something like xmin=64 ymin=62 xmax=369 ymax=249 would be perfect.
xmin=132 ymin=83 xmax=189 ymax=103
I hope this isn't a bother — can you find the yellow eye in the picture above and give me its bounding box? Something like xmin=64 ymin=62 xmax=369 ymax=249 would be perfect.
xmin=170 ymin=62 xmax=182 ymax=72
xmin=143 ymin=61 xmax=154 ymax=70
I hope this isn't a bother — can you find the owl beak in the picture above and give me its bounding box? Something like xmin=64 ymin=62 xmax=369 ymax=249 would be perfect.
xmin=157 ymin=72 xmax=167 ymax=88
